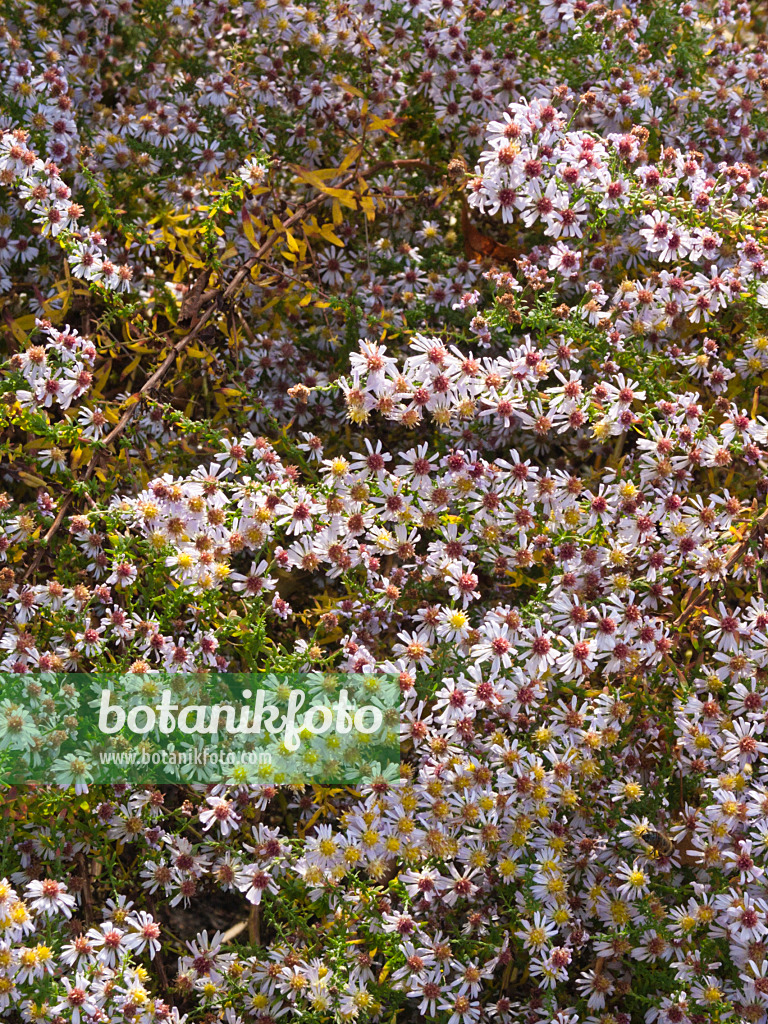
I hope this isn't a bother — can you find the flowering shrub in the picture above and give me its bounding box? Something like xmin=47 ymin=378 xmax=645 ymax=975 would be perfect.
xmin=4 ymin=0 xmax=768 ymax=1021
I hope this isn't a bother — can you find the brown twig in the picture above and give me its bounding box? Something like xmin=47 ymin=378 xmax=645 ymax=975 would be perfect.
xmin=672 ymin=504 xmax=768 ymax=631
xmin=248 ymin=903 xmax=260 ymax=947
xmin=76 ymin=851 xmax=94 ymax=926
xmin=22 ymin=160 xmax=437 ymax=579
xmin=22 ymin=313 xmax=214 ymax=580
xmin=146 ymin=893 xmax=171 ymax=995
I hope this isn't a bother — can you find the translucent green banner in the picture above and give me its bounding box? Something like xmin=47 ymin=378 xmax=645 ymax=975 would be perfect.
xmin=0 ymin=671 xmax=401 ymax=786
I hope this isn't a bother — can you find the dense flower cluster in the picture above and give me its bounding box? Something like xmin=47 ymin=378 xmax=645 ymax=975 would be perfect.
xmin=3 ymin=0 xmax=768 ymax=1022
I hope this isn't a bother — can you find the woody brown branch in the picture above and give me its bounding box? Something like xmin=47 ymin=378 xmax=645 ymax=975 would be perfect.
xmin=22 ymin=160 xmax=441 ymax=579
xmin=672 ymin=504 xmax=768 ymax=634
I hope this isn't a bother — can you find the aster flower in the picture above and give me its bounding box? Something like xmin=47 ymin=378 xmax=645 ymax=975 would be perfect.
xmin=25 ymin=879 xmax=76 ymax=919
xmin=199 ymin=796 xmax=242 ymax=836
